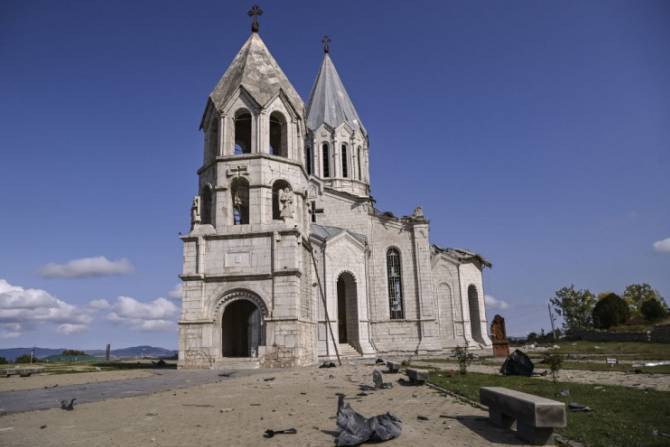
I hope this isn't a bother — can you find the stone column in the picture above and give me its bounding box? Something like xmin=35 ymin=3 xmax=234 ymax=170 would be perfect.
xmin=411 ymin=218 xmax=441 ymax=352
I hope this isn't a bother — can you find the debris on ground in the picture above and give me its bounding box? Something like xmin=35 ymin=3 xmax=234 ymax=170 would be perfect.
xmin=500 ymin=350 xmax=534 ymax=376
xmin=568 ymin=402 xmax=592 ymax=412
xmin=218 ymin=372 xmax=234 ymax=377
xmin=375 ymin=358 xmax=385 ymax=365
xmin=559 ymin=389 xmax=570 ymax=397
xmin=60 ymin=399 xmax=76 ymax=411
xmin=405 ymin=368 xmax=428 ymax=385
xmin=417 ymin=415 xmax=429 ymax=421
xmin=263 ymin=377 xmax=275 ymax=382
xmin=263 ymin=428 xmax=297 ymax=438
xmin=319 ymin=362 xmax=337 ymax=368
xmin=373 ymin=370 xmax=392 ymax=389
xmin=40 ymin=425 xmax=47 ymax=429
xmin=334 ymin=394 xmax=402 ymax=446
xmin=386 ymin=361 xmax=400 ymax=373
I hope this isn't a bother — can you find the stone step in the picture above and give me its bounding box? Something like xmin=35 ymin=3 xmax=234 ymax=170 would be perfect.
xmin=213 ymin=357 xmax=260 ymax=370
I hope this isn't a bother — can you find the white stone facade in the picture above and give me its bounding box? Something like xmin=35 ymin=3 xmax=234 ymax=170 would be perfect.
xmin=178 ymin=29 xmax=492 ymax=369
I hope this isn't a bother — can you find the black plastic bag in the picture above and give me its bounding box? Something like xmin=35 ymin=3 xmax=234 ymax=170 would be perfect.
xmin=500 ymin=349 xmax=534 ymax=376
xmin=335 ymin=394 xmax=401 ymax=446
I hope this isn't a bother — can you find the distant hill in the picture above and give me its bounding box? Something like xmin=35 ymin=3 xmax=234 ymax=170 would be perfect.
xmin=0 ymin=346 xmax=177 ymax=362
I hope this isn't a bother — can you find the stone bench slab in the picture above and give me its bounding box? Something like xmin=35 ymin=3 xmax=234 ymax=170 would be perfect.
xmin=406 ymin=368 xmax=428 ymax=384
xmin=480 ymin=386 xmax=566 ymax=446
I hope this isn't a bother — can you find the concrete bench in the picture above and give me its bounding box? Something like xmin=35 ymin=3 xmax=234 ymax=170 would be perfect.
xmin=480 ymin=387 xmax=566 ymax=445
xmin=405 ymin=368 xmax=428 ymax=384
xmin=386 ymin=361 xmax=400 ymax=373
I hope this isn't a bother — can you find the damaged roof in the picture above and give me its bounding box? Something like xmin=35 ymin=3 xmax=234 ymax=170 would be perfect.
xmin=306 ymin=53 xmax=367 ymax=136
xmin=208 ymin=33 xmax=304 ymax=118
xmin=432 ymin=244 xmax=492 ymax=268
xmin=311 ymin=224 xmax=367 ymax=245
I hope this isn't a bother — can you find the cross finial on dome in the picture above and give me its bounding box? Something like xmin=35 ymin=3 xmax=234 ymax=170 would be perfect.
xmin=248 ymin=5 xmax=263 ymax=33
xmin=322 ymin=35 xmax=331 ymax=54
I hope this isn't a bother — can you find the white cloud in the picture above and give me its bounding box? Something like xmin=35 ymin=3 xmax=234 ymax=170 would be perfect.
xmin=0 ymin=279 xmax=91 ymax=337
xmin=167 ymin=283 xmax=182 ymax=300
xmin=653 ymin=237 xmax=670 ymax=253
xmin=57 ymin=323 xmax=88 ymax=335
xmin=107 ymin=296 xmax=177 ymax=332
xmin=0 ymin=322 xmax=22 ymax=339
xmin=40 ymin=256 xmax=134 ymax=279
xmin=485 ymin=294 xmax=510 ymax=310
xmin=88 ymin=298 xmax=111 ymax=310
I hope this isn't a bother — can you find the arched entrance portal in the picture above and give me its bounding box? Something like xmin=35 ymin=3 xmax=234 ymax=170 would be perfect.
xmin=221 ymin=299 xmax=261 ymax=357
xmin=336 ymin=272 xmax=358 ymax=346
xmin=468 ymin=285 xmax=483 ymax=344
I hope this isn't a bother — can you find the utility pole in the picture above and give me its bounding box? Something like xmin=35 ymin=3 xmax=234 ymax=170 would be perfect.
xmin=548 ymin=303 xmax=557 ymax=341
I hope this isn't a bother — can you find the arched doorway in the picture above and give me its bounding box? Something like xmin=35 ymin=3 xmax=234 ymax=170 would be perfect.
xmin=221 ymin=299 xmax=261 ymax=357
xmin=468 ymin=285 xmax=483 ymax=343
xmin=336 ymin=272 xmax=358 ymax=346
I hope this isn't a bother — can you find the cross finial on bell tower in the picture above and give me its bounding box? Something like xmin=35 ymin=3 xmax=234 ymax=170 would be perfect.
xmin=248 ymin=5 xmax=263 ymax=33
xmin=321 ymin=35 xmax=331 ymax=54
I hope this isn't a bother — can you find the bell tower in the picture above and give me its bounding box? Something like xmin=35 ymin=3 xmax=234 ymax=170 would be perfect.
xmin=179 ymin=6 xmax=317 ymax=369
xmin=305 ymin=36 xmax=370 ymax=198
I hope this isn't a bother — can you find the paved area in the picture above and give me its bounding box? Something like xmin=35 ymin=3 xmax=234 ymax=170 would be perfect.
xmin=0 ymin=364 xmax=532 ymax=447
xmin=0 ymin=369 xmax=266 ymax=414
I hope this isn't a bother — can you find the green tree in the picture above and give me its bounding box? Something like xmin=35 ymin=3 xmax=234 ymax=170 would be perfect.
xmin=592 ymin=293 xmax=630 ymax=329
xmin=0 ymin=356 xmax=8 ymax=365
xmin=550 ymin=285 xmax=596 ymax=331
xmin=640 ymin=299 xmax=667 ymax=322
xmin=14 ymin=354 xmax=33 ymax=363
xmin=623 ymin=283 xmax=666 ymax=314
xmin=62 ymin=349 xmax=88 ymax=357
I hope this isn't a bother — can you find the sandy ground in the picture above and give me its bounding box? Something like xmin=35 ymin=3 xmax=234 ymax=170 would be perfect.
xmin=415 ymin=361 xmax=670 ymax=391
xmin=0 ymin=370 xmax=155 ymax=393
xmin=0 ymin=364 xmax=532 ymax=447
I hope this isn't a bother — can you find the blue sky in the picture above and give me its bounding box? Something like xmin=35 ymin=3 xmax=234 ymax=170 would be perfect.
xmin=1 ymin=0 xmax=669 ymax=349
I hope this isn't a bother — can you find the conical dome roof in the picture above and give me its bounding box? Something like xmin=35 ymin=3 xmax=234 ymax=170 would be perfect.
xmin=208 ymin=33 xmax=304 ymax=117
xmin=306 ymin=53 xmax=366 ymax=136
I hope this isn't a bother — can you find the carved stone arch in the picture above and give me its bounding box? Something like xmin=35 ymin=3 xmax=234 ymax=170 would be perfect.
xmin=213 ymin=288 xmax=269 ymax=320
xmin=214 ymin=288 xmax=268 ymax=358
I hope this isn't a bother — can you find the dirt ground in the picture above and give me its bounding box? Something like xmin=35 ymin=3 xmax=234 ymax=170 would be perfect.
xmin=0 ymin=369 xmax=155 ymax=393
xmin=414 ymin=361 xmax=670 ymax=391
xmin=0 ymin=364 xmax=533 ymax=447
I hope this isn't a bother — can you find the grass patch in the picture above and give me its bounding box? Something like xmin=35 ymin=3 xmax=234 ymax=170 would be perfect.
xmin=92 ymin=361 xmax=176 ymax=370
xmin=429 ymin=371 xmax=670 ymax=447
xmin=551 ymin=341 xmax=670 ymax=360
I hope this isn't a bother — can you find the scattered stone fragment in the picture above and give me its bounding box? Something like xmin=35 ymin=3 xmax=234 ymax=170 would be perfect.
xmin=417 ymin=415 xmax=429 ymax=421
xmin=263 ymin=377 xmax=275 ymax=382
xmin=568 ymin=402 xmax=592 ymax=412
xmin=263 ymin=428 xmax=297 ymax=438
xmin=60 ymin=399 xmax=76 ymax=411
xmin=40 ymin=425 xmax=47 ymax=429
xmin=220 ymin=408 xmax=233 ymax=413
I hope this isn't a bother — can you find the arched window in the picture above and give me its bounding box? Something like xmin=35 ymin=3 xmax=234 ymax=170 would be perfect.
xmin=322 ymin=143 xmax=330 ymax=178
xmin=234 ymin=110 xmax=252 ymax=155
xmin=357 ymin=146 xmax=362 ymax=180
xmin=269 ymin=111 xmax=287 ymax=157
xmin=468 ymin=285 xmax=483 ymax=343
xmin=201 ymin=185 xmax=212 ymax=225
xmin=386 ymin=248 xmax=404 ymax=319
xmin=305 ymin=145 xmax=312 ymax=175
xmin=231 ymin=177 xmax=249 ymax=225
xmin=341 ymin=144 xmax=348 ymax=178
xmin=272 ymin=180 xmax=292 ymax=220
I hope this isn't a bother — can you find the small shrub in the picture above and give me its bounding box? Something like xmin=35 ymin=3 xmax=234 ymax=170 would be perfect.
xmin=542 ymin=352 xmax=563 ymax=383
xmin=592 ymin=293 xmax=630 ymax=329
xmin=640 ymin=299 xmax=667 ymax=322
xmin=452 ymin=346 xmax=475 ymax=374
xmin=62 ymin=349 xmax=88 ymax=357
xmin=15 ymin=354 xmax=33 ymax=364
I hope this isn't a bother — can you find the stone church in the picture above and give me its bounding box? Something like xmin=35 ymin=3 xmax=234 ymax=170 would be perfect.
xmin=178 ymin=11 xmax=492 ymax=369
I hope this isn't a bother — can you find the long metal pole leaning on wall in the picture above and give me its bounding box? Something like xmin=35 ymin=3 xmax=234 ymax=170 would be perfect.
xmin=306 ymin=240 xmax=341 ymax=366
